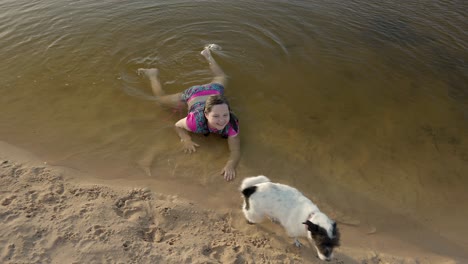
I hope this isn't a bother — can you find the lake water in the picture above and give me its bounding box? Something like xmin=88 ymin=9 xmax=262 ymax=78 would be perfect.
xmin=0 ymin=0 xmax=466 ymax=260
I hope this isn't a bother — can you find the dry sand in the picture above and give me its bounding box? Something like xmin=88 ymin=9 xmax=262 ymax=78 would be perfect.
xmin=0 ymin=141 xmax=461 ymax=264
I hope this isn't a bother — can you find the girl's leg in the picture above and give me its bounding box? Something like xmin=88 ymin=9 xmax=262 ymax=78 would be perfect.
xmin=201 ymin=47 xmax=227 ymax=86
xmin=136 ymin=68 xmax=184 ymax=176
xmin=138 ymin=68 xmax=184 ymax=109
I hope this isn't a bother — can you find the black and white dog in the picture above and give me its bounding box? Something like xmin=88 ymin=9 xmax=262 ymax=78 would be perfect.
xmin=240 ymin=176 xmax=340 ymax=261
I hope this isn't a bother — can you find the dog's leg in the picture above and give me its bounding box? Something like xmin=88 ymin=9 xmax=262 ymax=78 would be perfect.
xmin=293 ymin=238 xmax=302 ymax=248
xmin=268 ymin=217 xmax=280 ymax=225
xmin=242 ymin=206 xmax=265 ymax=224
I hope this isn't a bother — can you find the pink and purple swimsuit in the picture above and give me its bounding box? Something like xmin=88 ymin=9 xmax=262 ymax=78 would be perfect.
xmin=181 ymin=83 xmax=238 ymax=138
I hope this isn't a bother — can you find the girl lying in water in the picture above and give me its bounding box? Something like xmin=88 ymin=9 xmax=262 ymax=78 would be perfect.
xmin=138 ymin=45 xmax=240 ymax=181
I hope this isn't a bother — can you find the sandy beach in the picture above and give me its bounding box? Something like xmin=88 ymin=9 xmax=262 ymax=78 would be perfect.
xmin=0 ymin=141 xmax=462 ymax=264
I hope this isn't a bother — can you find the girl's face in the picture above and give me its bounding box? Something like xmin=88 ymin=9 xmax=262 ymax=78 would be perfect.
xmin=205 ymin=104 xmax=230 ymax=130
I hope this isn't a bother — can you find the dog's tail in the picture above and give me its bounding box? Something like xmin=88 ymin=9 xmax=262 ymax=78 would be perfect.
xmin=240 ymin=175 xmax=270 ymax=191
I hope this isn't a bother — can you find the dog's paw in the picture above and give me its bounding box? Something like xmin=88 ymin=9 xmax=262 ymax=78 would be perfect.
xmin=246 ymin=219 xmax=255 ymax=225
xmin=294 ymin=238 xmax=302 ymax=248
xmin=268 ymin=217 xmax=280 ymax=224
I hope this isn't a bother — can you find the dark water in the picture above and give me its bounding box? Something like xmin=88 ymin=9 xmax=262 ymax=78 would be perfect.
xmin=0 ymin=0 xmax=467 ymax=259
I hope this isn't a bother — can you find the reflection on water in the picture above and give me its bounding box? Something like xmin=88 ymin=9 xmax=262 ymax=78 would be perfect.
xmin=0 ymin=0 xmax=467 ymax=259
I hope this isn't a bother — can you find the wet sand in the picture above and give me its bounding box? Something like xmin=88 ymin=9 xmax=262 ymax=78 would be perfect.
xmin=0 ymin=141 xmax=463 ymax=264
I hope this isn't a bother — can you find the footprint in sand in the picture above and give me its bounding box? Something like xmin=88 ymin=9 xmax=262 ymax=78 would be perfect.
xmin=86 ymin=225 xmax=113 ymax=241
xmin=141 ymin=225 xmax=165 ymax=243
xmin=114 ymin=189 xmax=153 ymax=222
xmin=69 ymin=186 xmax=103 ymax=201
xmin=1 ymin=244 xmax=15 ymax=262
xmin=10 ymin=166 xmax=25 ymax=178
xmin=1 ymin=195 xmax=16 ymax=206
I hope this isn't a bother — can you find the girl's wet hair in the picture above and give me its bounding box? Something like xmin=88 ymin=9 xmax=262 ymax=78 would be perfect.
xmin=204 ymin=94 xmax=230 ymax=113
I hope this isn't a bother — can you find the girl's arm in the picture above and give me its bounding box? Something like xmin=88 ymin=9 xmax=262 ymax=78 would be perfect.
xmin=222 ymin=134 xmax=240 ymax=181
xmin=175 ymin=118 xmax=199 ymax=153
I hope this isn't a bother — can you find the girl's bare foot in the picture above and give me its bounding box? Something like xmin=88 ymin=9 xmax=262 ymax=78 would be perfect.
xmin=200 ymin=48 xmax=212 ymax=61
xmin=205 ymin=44 xmax=221 ymax=51
xmin=138 ymin=68 xmax=159 ymax=78
xmin=201 ymin=44 xmax=222 ymax=61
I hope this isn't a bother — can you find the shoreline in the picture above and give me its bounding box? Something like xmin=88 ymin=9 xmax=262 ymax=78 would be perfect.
xmin=0 ymin=141 xmax=462 ymax=263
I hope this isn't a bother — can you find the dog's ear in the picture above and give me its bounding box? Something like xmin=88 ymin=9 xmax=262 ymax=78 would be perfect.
xmin=332 ymin=222 xmax=337 ymax=236
xmin=303 ymin=220 xmax=319 ymax=233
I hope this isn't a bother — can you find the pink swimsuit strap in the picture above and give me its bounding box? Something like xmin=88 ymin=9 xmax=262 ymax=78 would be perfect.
xmin=187 ymin=90 xmax=221 ymax=102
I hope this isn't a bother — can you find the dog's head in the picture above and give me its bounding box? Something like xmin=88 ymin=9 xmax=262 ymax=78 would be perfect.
xmin=303 ymin=213 xmax=340 ymax=261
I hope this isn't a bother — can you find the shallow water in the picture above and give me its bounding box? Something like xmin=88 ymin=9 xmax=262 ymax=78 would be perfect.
xmin=0 ymin=0 xmax=467 ymax=259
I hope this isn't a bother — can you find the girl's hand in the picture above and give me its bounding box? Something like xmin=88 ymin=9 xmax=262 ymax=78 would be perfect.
xmin=221 ymin=164 xmax=236 ymax=181
xmin=181 ymin=139 xmax=199 ymax=154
